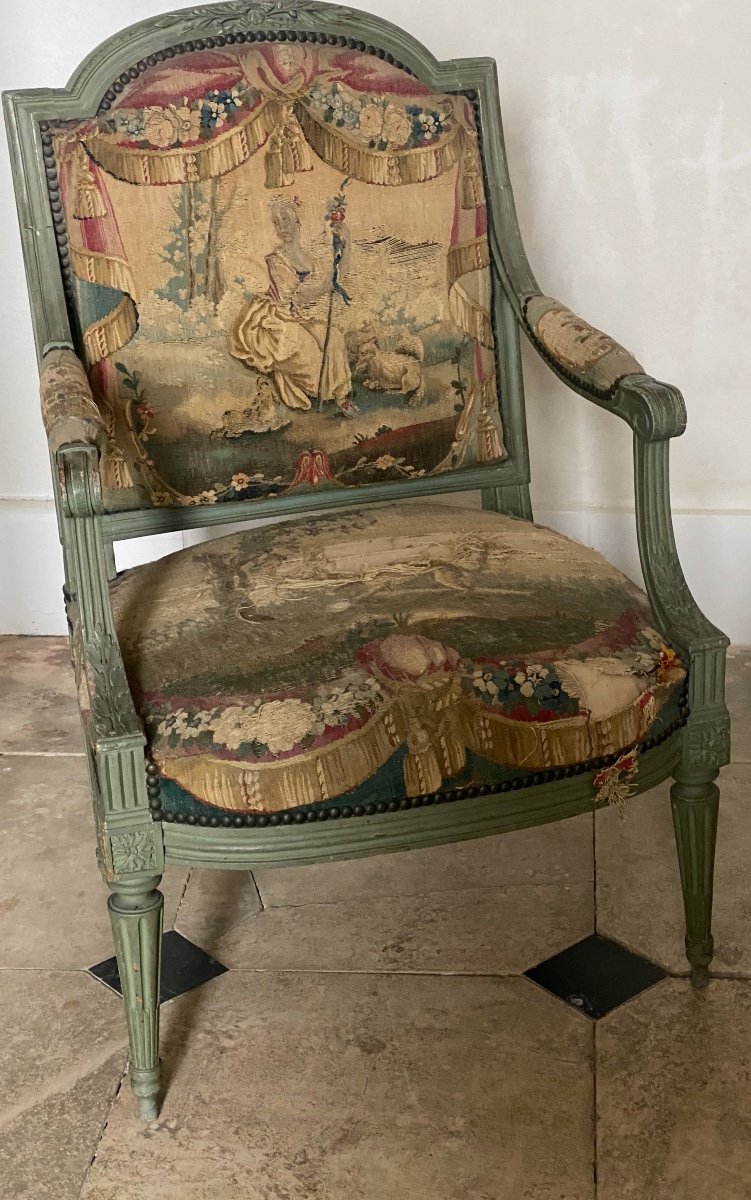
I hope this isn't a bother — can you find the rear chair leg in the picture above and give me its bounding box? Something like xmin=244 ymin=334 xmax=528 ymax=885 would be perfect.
xmin=108 ymin=876 xmax=164 ymax=1120
xmin=670 ymin=766 xmax=720 ymax=988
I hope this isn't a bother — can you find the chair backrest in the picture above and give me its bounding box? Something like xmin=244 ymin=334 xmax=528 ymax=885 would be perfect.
xmin=5 ymin=1 xmax=531 ymax=530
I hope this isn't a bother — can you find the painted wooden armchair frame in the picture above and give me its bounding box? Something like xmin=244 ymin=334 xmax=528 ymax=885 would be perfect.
xmin=5 ymin=0 xmax=729 ymax=1122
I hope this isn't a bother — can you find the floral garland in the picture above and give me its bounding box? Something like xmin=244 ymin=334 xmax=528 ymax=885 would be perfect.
xmin=145 ymin=629 xmax=681 ymax=764
xmin=98 ymin=79 xmax=453 ymax=157
xmin=463 ymin=628 xmax=678 ymax=724
xmin=306 ymin=81 xmax=452 ymax=152
xmin=148 ymin=667 xmax=385 ymax=759
xmin=100 ymin=84 xmax=259 ymax=150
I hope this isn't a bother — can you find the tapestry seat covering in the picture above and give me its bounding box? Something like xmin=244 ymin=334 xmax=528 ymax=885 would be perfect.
xmin=108 ymin=503 xmax=686 ymax=817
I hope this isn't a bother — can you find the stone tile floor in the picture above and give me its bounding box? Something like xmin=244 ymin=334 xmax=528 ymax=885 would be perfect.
xmin=0 ymin=633 xmax=749 ymax=1200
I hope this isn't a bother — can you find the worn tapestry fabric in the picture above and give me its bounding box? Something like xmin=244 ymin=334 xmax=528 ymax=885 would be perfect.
xmin=49 ymin=45 xmax=504 ymax=511
xmin=39 ymin=348 xmax=107 ymax=455
xmin=109 ymin=502 xmax=685 ymax=815
xmin=524 ymin=294 xmax=643 ymax=394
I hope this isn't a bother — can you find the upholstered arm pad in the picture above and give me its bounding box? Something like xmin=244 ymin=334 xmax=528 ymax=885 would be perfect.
xmin=39 ymin=347 xmax=106 ymax=455
xmin=522 ymin=294 xmax=686 ymax=440
xmin=523 ymin=294 xmax=644 ymax=395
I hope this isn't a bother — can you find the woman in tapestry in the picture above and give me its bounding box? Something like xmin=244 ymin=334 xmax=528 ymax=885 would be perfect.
xmin=228 ymin=194 xmax=354 ymax=415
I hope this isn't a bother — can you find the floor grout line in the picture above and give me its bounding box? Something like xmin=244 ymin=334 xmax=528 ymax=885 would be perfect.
xmin=170 ymin=868 xmax=194 ymax=930
xmin=0 ymin=749 xmax=85 ymax=757
xmin=78 ymin=1062 xmax=128 ymax=1199
xmin=245 ymin=875 xmax=595 ymax=911
xmin=248 ymin=869 xmax=265 ymax=913
xmin=591 ymin=807 xmax=599 ymax=1196
xmin=592 ymin=807 xmax=598 ymax=933
xmin=593 ymin=1021 xmax=599 ymax=1197
xmin=142 ymin=964 xmax=751 ymax=981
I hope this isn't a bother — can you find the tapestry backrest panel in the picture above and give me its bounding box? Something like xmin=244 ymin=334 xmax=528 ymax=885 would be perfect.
xmin=49 ymin=44 xmax=504 ymax=511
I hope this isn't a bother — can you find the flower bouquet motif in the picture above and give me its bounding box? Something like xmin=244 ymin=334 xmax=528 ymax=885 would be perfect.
xmin=323 ymin=177 xmax=352 ymax=305
xmin=317 ymin=177 xmax=355 ymax=413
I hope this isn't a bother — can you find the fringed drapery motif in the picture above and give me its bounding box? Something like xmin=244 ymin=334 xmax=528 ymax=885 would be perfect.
xmin=56 ymin=130 xmax=139 ymax=367
xmin=86 ymin=98 xmax=278 ymax=185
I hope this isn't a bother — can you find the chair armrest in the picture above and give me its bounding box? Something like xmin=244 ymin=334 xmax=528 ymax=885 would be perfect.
xmin=522 ymin=294 xmax=686 ymax=441
xmin=58 ymin=444 xmax=158 ymax=879
xmin=489 ymin=197 xmax=729 ymax=760
xmin=40 ymin=346 xmax=107 ymax=455
xmin=58 ymin=442 xmax=142 ymax=746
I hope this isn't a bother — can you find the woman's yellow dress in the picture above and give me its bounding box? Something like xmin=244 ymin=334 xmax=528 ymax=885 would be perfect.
xmin=229 ymin=248 xmax=351 ymax=410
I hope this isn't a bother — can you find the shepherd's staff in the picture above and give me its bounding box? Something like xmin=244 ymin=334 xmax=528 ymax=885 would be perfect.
xmin=316 ymin=177 xmax=353 ymax=412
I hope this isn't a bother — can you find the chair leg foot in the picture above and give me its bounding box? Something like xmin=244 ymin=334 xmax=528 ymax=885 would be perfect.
xmin=131 ymin=1068 xmax=160 ymax=1121
xmin=108 ymin=876 xmax=164 ymax=1121
xmin=671 ymin=767 xmax=719 ymax=990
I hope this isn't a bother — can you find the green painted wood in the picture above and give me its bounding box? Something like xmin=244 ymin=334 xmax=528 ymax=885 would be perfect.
xmin=102 ymin=460 xmax=524 ymax=542
xmin=670 ymin=766 xmax=720 ymax=988
xmin=108 ymin=877 xmax=163 ymax=1120
xmin=481 ymin=484 xmax=532 ymax=521
xmin=162 ymin=734 xmax=682 ymax=870
xmin=4 ymin=0 xmax=733 ymax=1121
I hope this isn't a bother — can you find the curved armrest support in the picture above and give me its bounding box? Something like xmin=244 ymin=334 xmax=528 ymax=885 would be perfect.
xmin=612 ymin=375 xmax=687 ymax=443
xmin=634 ymin=437 xmax=730 ymax=765
xmin=40 ymin=346 xmax=107 ymax=456
xmin=489 ymin=187 xmax=729 ymax=763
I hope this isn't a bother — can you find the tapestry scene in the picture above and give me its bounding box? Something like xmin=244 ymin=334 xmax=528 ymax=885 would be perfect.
xmin=50 ymin=45 xmax=505 ymax=511
xmin=109 ymin=504 xmax=686 ymax=816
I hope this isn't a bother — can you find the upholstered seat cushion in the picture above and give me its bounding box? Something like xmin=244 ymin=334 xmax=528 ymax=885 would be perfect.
xmin=110 ymin=502 xmax=685 ymax=817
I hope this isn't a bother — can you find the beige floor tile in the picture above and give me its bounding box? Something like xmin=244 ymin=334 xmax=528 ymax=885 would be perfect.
xmin=0 ymin=969 xmax=126 ymax=1200
xmin=596 ymin=763 xmax=751 ymax=975
xmin=176 ymin=868 xmax=593 ymax=974
xmin=597 ymin=978 xmax=751 ymax=1199
xmin=0 ymin=635 xmax=82 ymax=754
xmin=0 ymin=756 xmax=188 ymax=969
xmin=252 ymin=812 xmax=593 ymax=907
xmin=727 ymin=645 xmax=751 ymax=762
xmin=81 ymin=971 xmax=594 ymax=1200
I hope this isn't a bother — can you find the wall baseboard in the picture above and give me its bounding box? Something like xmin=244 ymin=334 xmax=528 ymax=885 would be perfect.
xmin=1 ymin=497 xmax=748 ymax=642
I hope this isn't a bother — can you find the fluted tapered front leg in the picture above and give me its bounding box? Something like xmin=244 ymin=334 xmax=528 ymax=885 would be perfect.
xmin=108 ymin=876 xmax=163 ymax=1120
xmin=671 ymin=767 xmax=720 ymax=988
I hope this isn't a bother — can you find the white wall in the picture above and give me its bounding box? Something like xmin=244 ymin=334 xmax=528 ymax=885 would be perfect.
xmin=2 ymin=0 xmax=749 ymax=637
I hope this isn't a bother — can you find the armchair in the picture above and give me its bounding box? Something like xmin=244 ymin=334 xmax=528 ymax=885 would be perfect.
xmin=5 ymin=0 xmax=729 ymax=1123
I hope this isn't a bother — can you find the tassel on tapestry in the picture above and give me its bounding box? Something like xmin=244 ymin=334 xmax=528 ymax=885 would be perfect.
xmin=264 ymin=108 xmax=314 ymax=189
xmin=100 ymin=397 xmax=134 ymax=490
xmin=72 ymin=145 xmax=107 ymax=220
xmin=402 ymin=711 xmax=467 ymax=798
xmin=101 ymin=446 xmax=134 ymax=490
xmin=264 ymin=127 xmax=291 ymax=189
xmin=460 ymin=150 xmax=485 ymax=210
xmin=403 ymin=720 xmax=445 ymax=796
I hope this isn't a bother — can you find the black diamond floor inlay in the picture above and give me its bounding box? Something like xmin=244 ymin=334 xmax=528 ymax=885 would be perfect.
xmin=88 ymin=930 xmax=228 ymax=1004
xmin=525 ymin=934 xmax=667 ymax=1018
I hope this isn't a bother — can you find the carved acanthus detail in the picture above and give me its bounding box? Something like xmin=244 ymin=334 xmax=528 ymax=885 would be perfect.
xmin=84 ymin=623 xmax=138 ymax=739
